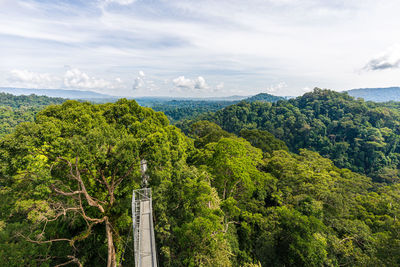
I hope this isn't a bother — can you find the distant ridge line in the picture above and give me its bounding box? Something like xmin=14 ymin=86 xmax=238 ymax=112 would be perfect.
xmin=346 ymin=87 xmax=400 ymax=102
xmin=0 ymin=87 xmax=117 ymax=99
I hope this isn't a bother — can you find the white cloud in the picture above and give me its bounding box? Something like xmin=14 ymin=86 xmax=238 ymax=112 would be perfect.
xmin=216 ymin=82 xmax=224 ymax=90
xmin=63 ymin=68 xmax=121 ymax=90
xmin=265 ymin=82 xmax=287 ymax=94
xmin=145 ymin=80 xmax=158 ymax=92
xmin=132 ymin=71 xmax=158 ymax=92
xmin=133 ymin=71 xmax=145 ymax=90
xmin=4 ymin=0 xmax=400 ymax=96
xmin=172 ymin=76 xmax=209 ymax=90
xmin=363 ymin=45 xmax=400 ymax=71
xmin=302 ymin=86 xmax=313 ymax=93
xmin=173 ymin=76 xmax=193 ymax=90
xmin=133 ymin=77 xmax=144 ymax=90
xmin=195 ymin=76 xmax=208 ymax=89
xmin=5 ymin=68 xmax=125 ymax=94
xmin=8 ymin=69 xmax=58 ymax=88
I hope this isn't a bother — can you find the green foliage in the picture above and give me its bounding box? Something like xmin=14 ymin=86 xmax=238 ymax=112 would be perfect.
xmin=0 ymin=92 xmax=65 ymax=108
xmin=0 ymin=93 xmax=66 ymax=138
xmin=261 ymin=206 xmax=328 ymax=266
xmin=149 ymin=93 xmax=282 ymax=123
xmin=2 ymin=92 xmax=400 ymax=266
xmin=155 ymin=165 xmax=231 ymax=267
xmin=151 ymin=100 xmax=236 ymax=123
xmin=244 ymin=93 xmax=285 ymax=103
xmin=0 ymin=99 xmax=229 ymax=266
xmin=203 ymin=88 xmax=400 ymax=183
xmin=239 ymin=129 xmax=288 ymax=155
xmin=207 ymin=137 xmax=266 ymax=200
xmin=188 ymin=127 xmax=400 ymax=266
xmin=190 ymin=120 xmax=233 ymax=148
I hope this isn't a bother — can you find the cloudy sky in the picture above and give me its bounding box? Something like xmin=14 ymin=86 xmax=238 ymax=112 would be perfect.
xmin=1 ymin=0 xmax=400 ymax=97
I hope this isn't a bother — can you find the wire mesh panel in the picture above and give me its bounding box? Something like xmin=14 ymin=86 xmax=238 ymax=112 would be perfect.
xmin=132 ymin=188 xmax=157 ymax=267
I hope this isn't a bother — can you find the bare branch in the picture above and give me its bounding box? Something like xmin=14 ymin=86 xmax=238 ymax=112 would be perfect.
xmin=223 ymin=220 xmax=239 ymax=233
xmin=45 ymin=207 xmax=81 ymax=223
xmin=111 ymin=167 xmax=119 ymax=184
xmin=51 ymin=185 xmax=83 ymax=197
xmin=20 ymin=233 xmax=74 ymax=247
xmin=91 ymin=169 xmax=106 ymax=186
xmin=54 ymin=255 xmax=83 ymax=267
xmin=58 ymin=156 xmax=106 ymax=213
xmin=56 ymin=157 xmax=79 ymax=181
xmin=77 ymin=189 xmax=107 ymax=223
xmin=100 ymin=170 xmax=114 ymax=205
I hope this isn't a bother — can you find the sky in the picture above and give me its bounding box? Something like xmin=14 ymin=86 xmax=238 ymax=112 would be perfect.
xmin=1 ymin=0 xmax=400 ymax=97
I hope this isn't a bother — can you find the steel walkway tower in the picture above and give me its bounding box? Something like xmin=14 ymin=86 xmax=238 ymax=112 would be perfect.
xmin=132 ymin=160 xmax=158 ymax=267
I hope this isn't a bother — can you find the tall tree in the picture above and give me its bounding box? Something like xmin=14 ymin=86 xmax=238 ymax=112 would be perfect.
xmin=0 ymin=99 xmax=188 ymax=266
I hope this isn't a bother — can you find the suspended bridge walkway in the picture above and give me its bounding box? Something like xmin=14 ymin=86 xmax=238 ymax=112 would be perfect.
xmin=132 ymin=159 xmax=158 ymax=267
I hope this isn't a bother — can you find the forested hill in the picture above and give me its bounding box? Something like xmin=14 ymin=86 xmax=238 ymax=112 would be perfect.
xmin=2 ymin=99 xmax=400 ymax=266
xmin=0 ymin=93 xmax=66 ymax=137
xmin=0 ymin=92 xmax=65 ymax=107
xmin=0 ymin=92 xmax=284 ymax=135
xmin=0 ymin=87 xmax=114 ymax=100
xmin=150 ymin=100 xmax=238 ymax=122
xmin=195 ymin=88 xmax=400 ymax=182
xmin=150 ymin=93 xmax=282 ymax=122
xmin=243 ymin=92 xmax=285 ymax=102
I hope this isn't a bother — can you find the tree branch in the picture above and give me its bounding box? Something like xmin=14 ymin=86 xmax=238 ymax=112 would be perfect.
xmin=19 ymin=233 xmax=75 ymax=248
xmin=54 ymin=255 xmax=83 ymax=267
xmin=57 ymin=156 xmax=106 ymax=213
xmin=100 ymin=169 xmax=114 ymax=205
xmin=51 ymin=185 xmax=83 ymax=197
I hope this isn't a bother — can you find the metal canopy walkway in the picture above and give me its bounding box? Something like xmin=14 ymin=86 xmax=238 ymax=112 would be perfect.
xmin=132 ymin=160 xmax=158 ymax=267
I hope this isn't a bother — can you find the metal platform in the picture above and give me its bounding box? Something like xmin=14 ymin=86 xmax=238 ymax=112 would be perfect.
xmin=132 ymin=188 xmax=157 ymax=267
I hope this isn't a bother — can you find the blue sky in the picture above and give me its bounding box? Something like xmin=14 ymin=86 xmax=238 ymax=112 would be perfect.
xmin=1 ymin=0 xmax=400 ymax=97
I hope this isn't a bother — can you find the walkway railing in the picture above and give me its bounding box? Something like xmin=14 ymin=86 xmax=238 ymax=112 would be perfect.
xmin=132 ymin=188 xmax=157 ymax=267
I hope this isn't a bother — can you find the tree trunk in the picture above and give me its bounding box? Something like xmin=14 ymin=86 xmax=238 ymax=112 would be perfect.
xmin=106 ymin=218 xmax=117 ymax=267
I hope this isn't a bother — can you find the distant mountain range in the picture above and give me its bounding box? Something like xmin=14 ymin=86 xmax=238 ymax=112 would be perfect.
xmin=5 ymin=86 xmax=400 ymax=103
xmin=346 ymin=87 xmax=400 ymax=102
xmin=0 ymin=87 xmax=116 ymax=99
xmin=135 ymin=95 xmax=248 ymax=102
xmin=0 ymin=87 xmax=252 ymax=102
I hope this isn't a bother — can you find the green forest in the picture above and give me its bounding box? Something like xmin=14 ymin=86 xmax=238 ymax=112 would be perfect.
xmin=1 ymin=90 xmax=400 ymax=266
xmin=149 ymin=100 xmax=237 ymax=123
xmin=145 ymin=93 xmax=283 ymax=123
xmin=0 ymin=93 xmax=65 ymax=138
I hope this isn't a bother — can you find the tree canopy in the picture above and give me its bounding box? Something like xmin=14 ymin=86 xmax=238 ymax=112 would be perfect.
xmin=2 ymin=93 xmax=400 ymax=266
xmin=0 ymin=93 xmax=66 ymax=138
xmin=198 ymin=88 xmax=400 ymax=183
